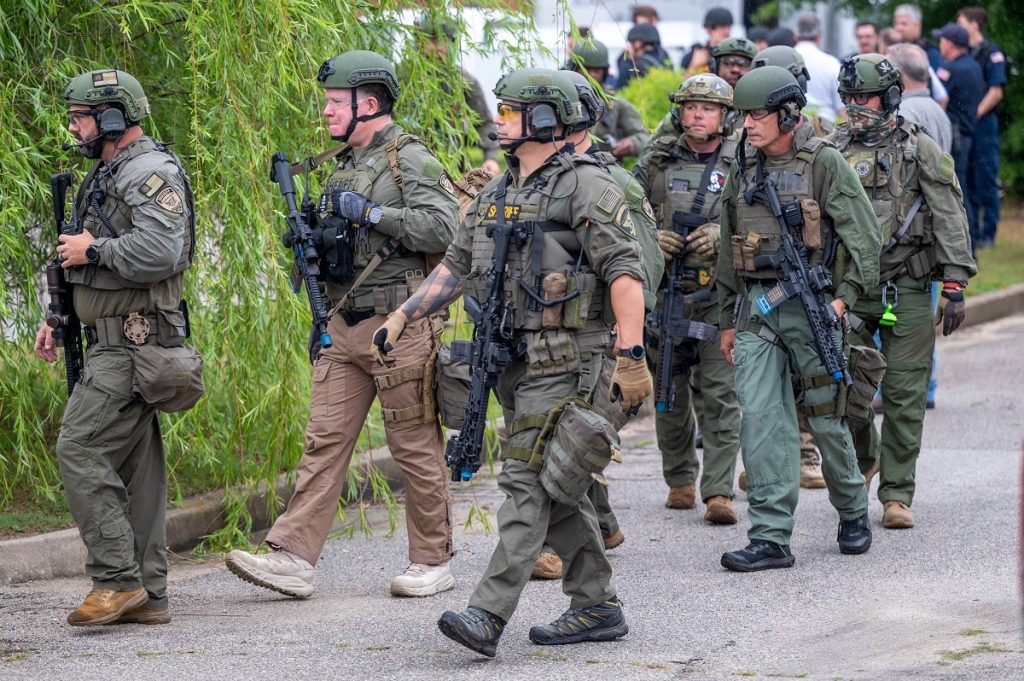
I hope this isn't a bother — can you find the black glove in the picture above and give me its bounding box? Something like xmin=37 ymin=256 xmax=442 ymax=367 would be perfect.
xmin=332 ymin=190 xmax=383 ymax=228
xmin=935 ymin=284 xmax=965 ymax=336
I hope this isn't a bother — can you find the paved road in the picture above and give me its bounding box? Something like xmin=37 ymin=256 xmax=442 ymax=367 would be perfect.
xmin=3 ymin=316 xmax=1023 ymax=680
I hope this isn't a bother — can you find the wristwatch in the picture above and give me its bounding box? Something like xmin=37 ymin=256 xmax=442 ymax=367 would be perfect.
xmin=85 ymin=244 xmax=100 ymax=264
xmin=617 ymin=344 xmax=646 ymax=361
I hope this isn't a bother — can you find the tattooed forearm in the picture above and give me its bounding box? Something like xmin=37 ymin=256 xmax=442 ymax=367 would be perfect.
xmin=400 ymin=263 xmax=462 ymax=322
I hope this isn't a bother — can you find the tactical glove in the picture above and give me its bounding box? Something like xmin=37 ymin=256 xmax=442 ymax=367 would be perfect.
xmin=609 ymin=355 xmax=653 ymax=413
xmin=656 ymin=229 xmax=687 ymax=261
xmin=688 ymin=222 xmax=721 ymax=258
xmin=371 ymin=310 xmax=408 ymax=365
xmin=332 ymin=190 xmax=383 ymax=227
xmin=935 ymin=283 xmax=965 ymax=336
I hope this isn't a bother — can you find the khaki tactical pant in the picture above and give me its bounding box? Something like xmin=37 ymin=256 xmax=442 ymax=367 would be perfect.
xmin=734 ymin=283 xmax=867 ymax=545
xmin=653 ymin=299 xmax=741 ymax=500
xmin=57 ymin=344 xmax=168 ymax=608
xmin=470 ymin=354 xmax=616 ymax=622
xmin=848 ymin=276 xmax=934 ymax=506
xmin=267 ymin=313 xmax=453 ymax=566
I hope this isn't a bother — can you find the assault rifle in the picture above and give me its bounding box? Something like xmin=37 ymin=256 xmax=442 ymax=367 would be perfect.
xmin=270 ymin=151 xmax=332 ymax=360
xmin=646 ymin=211 xmax=720 ymax=412
xmin=46 ymin=172 xmax=84 ymax=396
xmin=446 ymin=176 xmax=527 ymax=482
xmin=746 ymin=170 xmax=851 ymax=386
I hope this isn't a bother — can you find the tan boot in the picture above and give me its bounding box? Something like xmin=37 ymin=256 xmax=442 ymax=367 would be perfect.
xmin=863 ymin=459 xmax=880 ymax=490
xmin=531 ymin=552 xmax=562 ymax=580
xmin=603 ymin=529 xmax=625 ymax=550
xmin=116 ymin=605 xmax=171 ymax=625
xmin=67 ymin=587 xmax=148 ymax=627
xmin=704 ymin=496 xmax=737 ymax=525
xmin=738 ymin=470 xmax=747 ymax=492
xmin=665 ymin=483 xmax=696 ymax=509
xmin=882 ymin=500 xmax=914 ymax=529
xmin=800 ymin=461 xmax=826 ymax=489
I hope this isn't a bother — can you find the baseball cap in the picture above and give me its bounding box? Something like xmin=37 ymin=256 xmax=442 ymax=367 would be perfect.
xmin=931 ymin=23 xmax=969 ymax=48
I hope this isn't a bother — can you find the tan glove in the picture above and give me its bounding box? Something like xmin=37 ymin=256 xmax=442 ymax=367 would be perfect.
xmin=656 ymin=229 xmax=687 ymax=261
xmin=687 ymin=222 xmax=721 ymax=258
xmin=370 ymin=310 xmax=407 ymax=365
xmin=608 ymin=355 xmax=653 ymax=413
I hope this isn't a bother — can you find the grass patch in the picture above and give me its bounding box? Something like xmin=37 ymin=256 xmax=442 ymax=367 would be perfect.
xmin=2 ymin=653 xmax=30 ymax=663
xmin=733 ymin=674 xmax=757 ymax=678
xmin=957 ymin=628 xmax=990 ymax=637
xmin=969 ymin=199 xmax=1024 ymax=295
xmin=0 ymin=491 xmax=74 ymax=539
xmin=135 ymin=651 xmax=167 ymax=657
xmin=939 ymin=641 xmax=1012 ymax=662
xmin=632 ymin=438 xmax=655 ymax=448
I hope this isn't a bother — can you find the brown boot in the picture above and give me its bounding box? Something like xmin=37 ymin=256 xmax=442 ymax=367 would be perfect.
xmin=116 ymin=605 xmax=171 ymax=625
xmin=665 ymin=483 xmax=696 ymax=509
xmin=738 ymin=470 xmax=747 ymax=492
xmin=704 ymin=496 xmax=737 ymax=525
xmin=531 ymin=552 xmax=562 ymax=580
xmin=603 ymin=529 xmax=625 ymax=550
xmin=882 ymin=500 xmax=914 ymax=529
xmin=799 ymin=461 xmax=826 ymax=489
xmin=67 ymin=587 xmax=148 ymax=627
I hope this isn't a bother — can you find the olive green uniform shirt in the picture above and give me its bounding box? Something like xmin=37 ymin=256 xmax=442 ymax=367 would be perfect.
xmin=594 ymin=94 xmax=649 ymax=157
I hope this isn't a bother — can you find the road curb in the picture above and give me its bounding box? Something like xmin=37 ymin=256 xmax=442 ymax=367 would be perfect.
xmin=3 ymin=283 xmax=1022 ymax=586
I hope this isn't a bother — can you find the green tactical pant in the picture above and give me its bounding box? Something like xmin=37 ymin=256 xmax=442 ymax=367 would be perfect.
xmin=469 ymin=353 xmax=616 ymax=622
xmin=848 ymin=276 xmax=934 ymax=506
xmin=56 ymin=344 xmax=168 ymax=608
xmin=652 ymin=299 xmax=741 ymax=500
xmin=734 ymin=283 xmax=867 ymax=546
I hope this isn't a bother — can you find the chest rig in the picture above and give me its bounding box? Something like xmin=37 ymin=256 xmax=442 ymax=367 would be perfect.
xmin=463 ymin=155 xmax=604 ymax=333
xmin=67 ymin=137 xmax=195 ymax=290
xmin=734 ymin=137 xmax=831 ymax=280
xmin=839 ymin=122 xmax=936 ymax=281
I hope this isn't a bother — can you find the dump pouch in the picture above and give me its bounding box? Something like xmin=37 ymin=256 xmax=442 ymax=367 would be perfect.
xmin=845 ymin=345 xmax=887 ymax=424
xmin=538 ymin=401 xmax=621 ymax=506
xmin=435 ymin=342 xmax=472 ymax=429
xmin=128 ymin=343 xmax=204 ymax=413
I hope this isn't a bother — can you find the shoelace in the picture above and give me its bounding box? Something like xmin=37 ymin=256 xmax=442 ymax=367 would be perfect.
xmin=403 ymin=564 xmax=427 ymax=577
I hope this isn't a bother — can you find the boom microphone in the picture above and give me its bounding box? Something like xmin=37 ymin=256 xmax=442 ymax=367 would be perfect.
xmin=487 ymin=132 xmax=499 ymax=141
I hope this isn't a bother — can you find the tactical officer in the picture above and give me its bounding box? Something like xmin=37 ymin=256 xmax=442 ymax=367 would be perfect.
xmin=710 ymin=37 xmax=758 ymax=87
xmin=633 ymin=74 xmax=742 ymax=524
xmin=569 ymin=39 xmax=649 ymax=161
xmin=829 ymin=54 xmax=976 ymax=529
xmin=717 ymin=66 xmax=881 ymax=571
xmin=373 ymin=68 xmax=651 ymax=656
xmin=226 ymin=51 xmax=458 ymax=598
xmin=35 ymin=70 xmax=197 ymax=625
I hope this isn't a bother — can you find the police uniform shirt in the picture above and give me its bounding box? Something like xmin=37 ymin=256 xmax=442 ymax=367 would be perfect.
xmin=936 ymin=52 xmax=984 ymax=138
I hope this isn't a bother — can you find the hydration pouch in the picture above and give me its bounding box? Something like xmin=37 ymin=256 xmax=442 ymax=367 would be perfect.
xmin=538 ymin=401 xmax=621 ymax=506
xmin=435 ymin=342 xmax=472 ymax=430
xmin=844 ymin=345 xmax=887 ymax=424
xmin=800 ymin=199 xmax=822 ymax=251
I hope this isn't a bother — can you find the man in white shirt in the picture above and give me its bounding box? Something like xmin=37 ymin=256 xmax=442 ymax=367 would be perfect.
xmin=794 ymin=15 xmax=845 ymax=122
xmin=886 ymin=43 xmax=952 ymax=153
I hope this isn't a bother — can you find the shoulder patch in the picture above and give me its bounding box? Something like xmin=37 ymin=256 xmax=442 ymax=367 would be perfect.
xmin=708 ymin=170 xmax=727 ymax=193
xmin=613 ymin=203 xmax=637 ymax=238
xmin=438 ymin=171 xmax=456 ymax=196
xmin=991 ymin=51 xmax=1005 ymax=64
xmin=936 ymin=67 xmax=950 ymax=82
xmin=596 ymin=186 xmax=619 ymax=215
xmin=641 ymin=196 xmax=655 ymax=220
xmin=140 ymin=173 xmax=166 ymax=198
xmin=421 ymin=156 xmax=444 ymax=181
xmin=937 ymin=153 xmax=956 ymax=183
xmin=154 ymin=186 xmax=184 ymax=214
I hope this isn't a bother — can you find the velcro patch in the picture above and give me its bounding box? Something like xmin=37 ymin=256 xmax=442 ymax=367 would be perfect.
xmin=155 ymin=186 xmax=184 ymax=214
xmin=140 ymin=173 xmax=165 ymax=198
xmin=613 ymin=203 xmax=636 ymax=238
xmin=596 ymin=186 xmax=620 ymax=215
xmin=93 ymin=71 xmax=119 ymax=87
xmin=641 ymin=197 xmax=655 ymax=220
xmin=439 ymin=172 xmax=456 ymax=195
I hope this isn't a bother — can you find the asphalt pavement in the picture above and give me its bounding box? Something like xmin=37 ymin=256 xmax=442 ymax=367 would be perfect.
xmin=3 ymin=315 xmax=1023 ymax=680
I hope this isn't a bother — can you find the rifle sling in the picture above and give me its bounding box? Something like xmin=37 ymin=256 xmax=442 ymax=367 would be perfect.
xmin=884 ymin=194 xmax=924 ymax=254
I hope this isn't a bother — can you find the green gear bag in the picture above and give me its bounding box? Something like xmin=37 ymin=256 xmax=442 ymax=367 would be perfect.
xmin=537 ymin=400 xmax=621 ymax=506
xmin=435 ymin=342 xmax=472 ymax=429
xmin=844 ymin=344 xmax=886 ymax=425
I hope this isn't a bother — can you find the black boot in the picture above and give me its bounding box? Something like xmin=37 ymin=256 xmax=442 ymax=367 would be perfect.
xmin=721 ymin=539 xmax=796 ymax=572
xmin=528 ymin=597 xmax=628 ymax=645
xmin=837 ymin=513 xmax=872 ymax=554
xmin=438 ymin=607 xmax=505 ymax=657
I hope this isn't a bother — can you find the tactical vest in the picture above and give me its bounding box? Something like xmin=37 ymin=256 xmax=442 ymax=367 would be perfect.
xmin=462 ymin=155 xmax=606 ymax=333
xmin=837 ymin=121 xmax=937 ymax=281
xmin=734 ymin=136 xmax=831 ymax=280
xmin=319 ymin=133 xmax=430 ymax=309
xmin=67 ymin=137 xmax=195 ymax=289
xmin=648 ymin=136 xmax=737 ymax=271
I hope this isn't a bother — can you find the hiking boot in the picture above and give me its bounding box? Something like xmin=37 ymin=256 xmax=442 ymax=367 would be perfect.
xmin=116 ymin=605 xmax=171 ymax=625
xmin=390 ymin=562 xmax=456 ymax=597
xmin=225 ymin=548 xmax=314 ymax=598
xmin=665 ymin=483 xmax=696 ymax=509
xmin=882 ymin=500 xmax=914 ymax=529
xmin=704 ymin=496 xmax=737 ymax=525
xmin=738 ymin=470 xmax=747 ymax=491
xmin=800 ymin=461 xmax=826 ymax=489
xmin=721 ymin=540 xmax=795 ymax=572
xmin=531 ymin=552 xmax=562 ymax=580
xmin=603 ymin=529 xmax=625 ymax=550
xmin=67 ymin=587 xmax=148 ymax=627
xmin=863 ymin=459 xmax=880 ymax=490
xmin=438 ymin=607 xmax=505 ymax=657
xmin=528 ymin=597 xmax=629 ymax=645
xmin=837 ymin=513 xmax=872 ymax=554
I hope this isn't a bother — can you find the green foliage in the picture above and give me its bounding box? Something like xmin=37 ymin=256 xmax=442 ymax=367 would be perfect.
xmin=0 ymin=1 xmax=545 ymax=545
xmin=616 ymin=67 xmax=682 ymax=131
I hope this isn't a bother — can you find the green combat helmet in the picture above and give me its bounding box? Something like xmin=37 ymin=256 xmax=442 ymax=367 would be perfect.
xmin=493 ymin=68 xmax=586 ymax=149
xmin=838 ymin=53 xmax=904 ymax=114
xmin=711 ymin=36 xmax=758 ymax=63
xmin=317 ymin=50 xmax=400 ymax=141
xmin=416 ymin=13 xmax=457 ymax=41
xmin=669 ymin=74 xmax=735 ymax=138
xmin=62 ymin=69 xmax=150 ymax=122
xmin=751 ymin=45 xmax=811 ymax=91
xmin=560 ymin=70 xmax=605 ymax=128
xmin=572 ymin=39 xmax=610 ymax=70
xmin=733 ymin=65 xmax=806 ymax=132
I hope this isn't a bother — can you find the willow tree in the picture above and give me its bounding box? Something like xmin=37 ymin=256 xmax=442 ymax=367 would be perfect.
xmin=0 ymin=0 xmax=551 ymax=548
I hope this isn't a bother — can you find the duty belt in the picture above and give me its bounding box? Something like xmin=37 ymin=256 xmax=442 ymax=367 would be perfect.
xmin=338 ymin=308 xmax=376 ymax=327
xmin=84 ymin=313 xmax=159 ymax=347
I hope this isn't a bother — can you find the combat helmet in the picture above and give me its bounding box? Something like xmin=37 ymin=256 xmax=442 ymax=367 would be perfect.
xmin=838 ymin=53 xmax=904 ymax=114
xmin=572 ymin=39 xmax=610 ymax=70
xmin=751 ymin=46 xmax=811 ymax=92
xmin=734 ymin=66 xmax=806 ymax=132
xmin=62 ymin=70 xmax=150 ymax=122
xmin=561 ymin=70 xmax=606 ymax=128
xmin=711 ymin=37 xmax=758 ymax=64
xmin=669 ymin=74 xmax=736 ymax=139
xmin=317 ymin=50 xmax=401 ymax=100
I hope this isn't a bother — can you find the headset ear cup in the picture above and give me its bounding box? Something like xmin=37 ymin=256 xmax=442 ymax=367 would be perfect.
xmin=708 ymin=55 xmax=717 ymax=75
xmin=778 ymin=102 xmax=800 ymax=133
xmin=98 ymin=107 xmax=127 ymax=139
xmin=670 ymin=108 xmax=683 ymax=133
xmin=529 ymin=103 xmax=558 ymax=141
xmin=885 ymin=85 xmax=902 ymax=112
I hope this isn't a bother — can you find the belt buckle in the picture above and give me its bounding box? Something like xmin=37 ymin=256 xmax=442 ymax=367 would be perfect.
xmin=123 ymin=311 xmax=150 ymax=345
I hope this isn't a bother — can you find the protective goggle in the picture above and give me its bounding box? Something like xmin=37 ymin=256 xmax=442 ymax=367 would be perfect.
xmin=742 ymin=108 xmax=774 ymax=121
xmin=496 ymin=102 xmax=530 ymax=121
xmin=842 ymin=92 xmax=877 ymax=105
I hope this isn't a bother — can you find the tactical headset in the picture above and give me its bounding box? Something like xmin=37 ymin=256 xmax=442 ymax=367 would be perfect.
xmin=97 ymin=107 xmax=128 ymax=139
xmin=527 ymin=103 xmax=559 ymax=141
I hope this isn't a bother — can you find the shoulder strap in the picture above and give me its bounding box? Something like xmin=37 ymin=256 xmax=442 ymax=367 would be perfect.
xmin=289 ymin=146 xmax=347 ymax=176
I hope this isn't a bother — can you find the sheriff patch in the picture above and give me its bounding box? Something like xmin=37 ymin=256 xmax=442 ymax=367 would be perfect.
xmin=140 ymin=173 xmax=166 ymax=198
xmin=641 ymin=196 xmax=655 ymax=220
xmin=486 ymin=204 xmax=520 ymax=220
xmin=707 ymin=171 xmax=726 ymax=193
xmin=439 ymin=172 xmax=456 ymax=195
xmin=613 ymin=203 xmax=636 ymax=238
xmin=155 ymin=186 xmax=184 ymax=214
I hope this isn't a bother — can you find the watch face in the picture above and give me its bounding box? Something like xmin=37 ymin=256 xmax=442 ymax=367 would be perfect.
xmin=86 ymin=245 xmax=99 ymax=263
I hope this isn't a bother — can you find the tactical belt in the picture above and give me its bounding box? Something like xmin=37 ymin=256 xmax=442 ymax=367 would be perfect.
xmin=84 ymin=314 xmax=159 ymax=347
xmin=339 ymin=308 xmax=376 ymax=327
